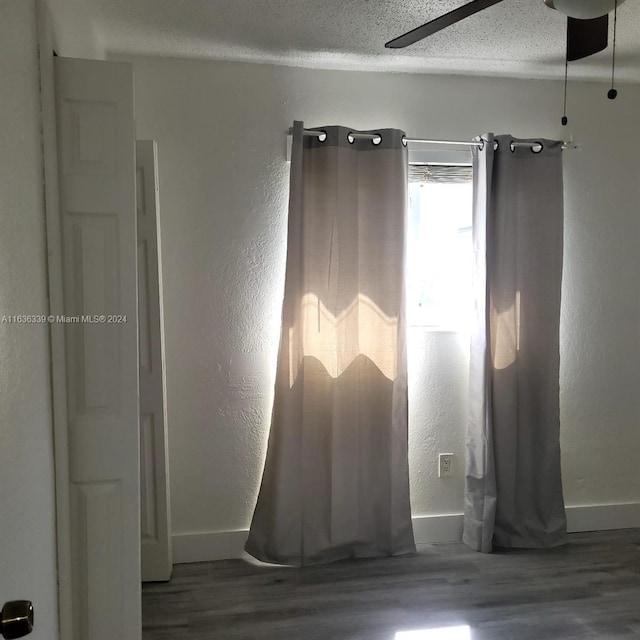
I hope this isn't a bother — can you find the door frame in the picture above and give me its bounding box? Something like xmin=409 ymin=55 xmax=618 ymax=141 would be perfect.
xmin=36 ymin=2 xmax=74 ymax=636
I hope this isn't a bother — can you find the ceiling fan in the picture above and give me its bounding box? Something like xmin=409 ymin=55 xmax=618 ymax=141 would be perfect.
xmin=385 ymin=0 xmax=626 ymax=61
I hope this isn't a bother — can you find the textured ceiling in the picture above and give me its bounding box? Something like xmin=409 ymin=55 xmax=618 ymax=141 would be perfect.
xmin=87 ymin=0 xmax=640 ymax=81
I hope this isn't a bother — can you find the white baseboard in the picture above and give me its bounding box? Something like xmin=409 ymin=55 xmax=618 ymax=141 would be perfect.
xmin=172 ymin=502 xmax=640 ymax=564
xmin=565 ymin=502 xmax=640 ymax=533
xmin=172 ymin=530 xmax=249 ymax=564
xmin=412 ymin=513 xmax=463 ymax=544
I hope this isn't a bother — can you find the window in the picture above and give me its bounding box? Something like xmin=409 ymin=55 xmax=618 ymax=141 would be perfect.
xmin=407 ymin=160 xmax=473 ymax=330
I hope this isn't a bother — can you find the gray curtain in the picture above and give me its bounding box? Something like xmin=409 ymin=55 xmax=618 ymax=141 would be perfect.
xmin=463 ymin=133 xmax=567 ymax=553
xmin=245 ymin=121 xmax=416 ymax=566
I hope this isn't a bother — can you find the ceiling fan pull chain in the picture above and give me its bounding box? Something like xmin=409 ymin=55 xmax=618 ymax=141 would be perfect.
xmin=608 ymin=0 xmax=618 ymax=99
xmin=562 ymin=34 xmax=569 ymax=126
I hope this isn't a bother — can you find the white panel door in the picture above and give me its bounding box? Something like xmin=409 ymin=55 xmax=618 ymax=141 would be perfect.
xmin=55 ymin=57 xmax=140 ymax=640
xmin=137 ymin=140 xmax=173 ymax=582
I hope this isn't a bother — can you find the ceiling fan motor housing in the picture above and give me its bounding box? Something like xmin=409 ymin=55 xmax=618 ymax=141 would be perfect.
xmin=544 ymin=0 xmax=626 ymax=19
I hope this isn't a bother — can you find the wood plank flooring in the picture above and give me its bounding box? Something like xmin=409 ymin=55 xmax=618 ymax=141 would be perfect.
xmin=143 ymin=529 xmax=640 ymax=639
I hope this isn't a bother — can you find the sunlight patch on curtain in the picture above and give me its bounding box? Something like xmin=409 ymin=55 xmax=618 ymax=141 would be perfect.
xmin=288 ymin=292 xmax=398 ymax=386
xmin=490 ymin=290 xmax=521 ymax=370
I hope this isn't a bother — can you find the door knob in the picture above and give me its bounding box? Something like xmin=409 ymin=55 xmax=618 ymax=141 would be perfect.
xmin=1 ymin=601 xmax=33 ymax=639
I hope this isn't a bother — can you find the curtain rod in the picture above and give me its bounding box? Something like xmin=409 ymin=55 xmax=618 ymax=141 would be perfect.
xmin=290 ymin=128 xmax=577 ymax=151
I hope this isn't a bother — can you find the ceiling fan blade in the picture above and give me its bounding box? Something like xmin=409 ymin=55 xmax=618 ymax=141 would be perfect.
xmin=385 ymin=0 xmax=507 ymax=49
xmin=567 ymin=14 xmax=608 ymax=61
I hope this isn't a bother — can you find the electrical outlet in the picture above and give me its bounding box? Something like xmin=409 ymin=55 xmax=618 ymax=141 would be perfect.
xmin=438 ymin=453 xmax=454 ymax=478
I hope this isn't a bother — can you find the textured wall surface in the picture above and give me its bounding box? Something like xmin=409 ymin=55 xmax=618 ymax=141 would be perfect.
xmin=0 ymin=2 xmax=59 ymax=637
xmin=129 ymin=56 xmax=640 ymax=536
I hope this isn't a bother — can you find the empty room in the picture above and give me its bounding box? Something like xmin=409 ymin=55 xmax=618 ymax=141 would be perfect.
xmin=1 ymin=0 xmax=640 ymax=639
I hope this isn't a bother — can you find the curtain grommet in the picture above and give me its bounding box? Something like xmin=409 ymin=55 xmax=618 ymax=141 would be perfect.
xmin=401 ymin=135 xmax=408 ymax=147
xmin=347 ymin=132 xmax=355 ymax=144
xmin=372 ymin=133 xmax=382 ymax=146
xmin=318 ymin=131 xmax=327 ymax=143
xmin=531 ymin=142 xmax=544 ymax=153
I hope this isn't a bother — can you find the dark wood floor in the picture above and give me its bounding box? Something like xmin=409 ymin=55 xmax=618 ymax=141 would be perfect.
xmin=143 ymin=529 xmax=640 ymax=639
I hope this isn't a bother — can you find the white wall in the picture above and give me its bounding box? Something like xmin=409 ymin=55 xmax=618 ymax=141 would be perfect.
xmin=43 ymin=0 xmax=104 ymax=58
xmin=0 ymin=1 xmax=59 ymax=636
xmin=128 ymin=56 xmax=640 ymax=546
xmin=0 ymin=0 xmax=102 ymax=633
